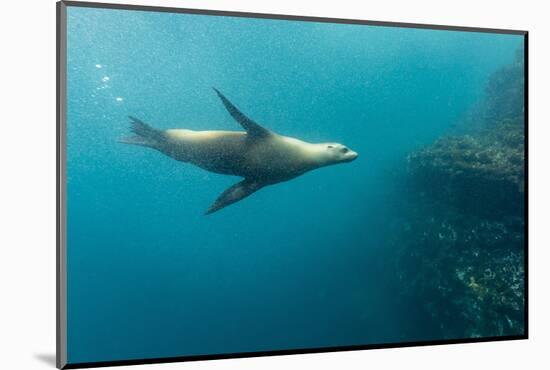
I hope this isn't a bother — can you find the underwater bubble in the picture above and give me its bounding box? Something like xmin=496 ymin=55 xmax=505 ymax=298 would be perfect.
xmin=115 ymin=97 xmax=123 ymax=102
xmin=95 ymin=64 xmax=102 ymax=68
xmin=102 ymin=76 xmax=110 ymax=82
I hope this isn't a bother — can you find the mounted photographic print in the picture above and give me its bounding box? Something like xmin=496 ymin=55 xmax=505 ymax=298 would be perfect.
xmin=57 ymin=1 xmax=528 ymax=368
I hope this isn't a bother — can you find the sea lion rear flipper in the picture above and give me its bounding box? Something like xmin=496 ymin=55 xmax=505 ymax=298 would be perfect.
xmin=119 ymin=116 xmax=163 ymax=148
xmin=206 ymin=179 xmax=264 ymax=215
xmin=213 ymin=88 xmax=272 ymax=138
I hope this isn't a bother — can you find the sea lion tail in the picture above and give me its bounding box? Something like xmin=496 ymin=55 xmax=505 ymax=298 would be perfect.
xmin=119 ymin=116 xmax=163 ymax=147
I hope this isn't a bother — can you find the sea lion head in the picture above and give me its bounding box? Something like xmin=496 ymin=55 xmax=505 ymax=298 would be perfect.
xmin=318 ymin=142 xmax=358 ymax=165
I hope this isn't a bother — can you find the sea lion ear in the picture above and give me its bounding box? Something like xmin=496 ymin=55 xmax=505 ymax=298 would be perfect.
xmin=213 ymin=88 xmax=272 ymax=138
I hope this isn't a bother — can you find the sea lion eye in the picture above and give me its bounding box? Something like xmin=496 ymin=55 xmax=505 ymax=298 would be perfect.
xmin=341 ymin=147 xmax=349 ymax=154
xmin=327 ymin=145 xmax=334 ymax=149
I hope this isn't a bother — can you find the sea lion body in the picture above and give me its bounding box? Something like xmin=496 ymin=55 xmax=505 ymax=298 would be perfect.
xmin=160 ymin=129 xmax=323 ymax=183
xmin=121 ymin=89 xmax=358 ymax=214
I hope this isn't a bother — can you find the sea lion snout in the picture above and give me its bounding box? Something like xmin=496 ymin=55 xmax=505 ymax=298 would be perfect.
xmin=340 ymin=149 xmax=358 ymax=162
xmin=345 ymin=150 xmax=359 ymax=162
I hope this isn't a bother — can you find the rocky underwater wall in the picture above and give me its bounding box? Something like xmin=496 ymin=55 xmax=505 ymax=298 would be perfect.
xmin=393 ymin=48 xmax=525 ymax=339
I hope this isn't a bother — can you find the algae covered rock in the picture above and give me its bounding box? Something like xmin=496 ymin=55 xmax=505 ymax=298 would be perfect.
xmin=394 ymin=48 xmax=525 ymax=340
xmin=407 ymin=118 xmax=524 ymax=218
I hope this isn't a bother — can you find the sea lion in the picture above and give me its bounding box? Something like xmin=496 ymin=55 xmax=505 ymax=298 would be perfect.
xmin=121 ymin=89 xmax=358 ymax=214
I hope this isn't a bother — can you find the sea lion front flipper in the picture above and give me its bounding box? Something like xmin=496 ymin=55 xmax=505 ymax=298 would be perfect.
xmin=206 ymin=179 xmax=264 ymax=215
xmin=213 ymin=88 xmax=272 ymax=138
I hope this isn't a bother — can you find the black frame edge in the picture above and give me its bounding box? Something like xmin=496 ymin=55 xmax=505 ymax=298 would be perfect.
xmin=60 ymin=0 xmax=527 ymax=35
xmin=57 ymin=1 xmax=529 ymax=369
xmin=57 ymin=1 xmax=68 ymax=369
xmin=63 ymin=335 xmax=527 ymax=369
xmin=523 ymin=32 xmax=529 ymax=339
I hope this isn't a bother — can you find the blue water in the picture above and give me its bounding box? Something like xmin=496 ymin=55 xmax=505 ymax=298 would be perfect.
xmin=66 ymin=6 xmax=524 ymax=364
